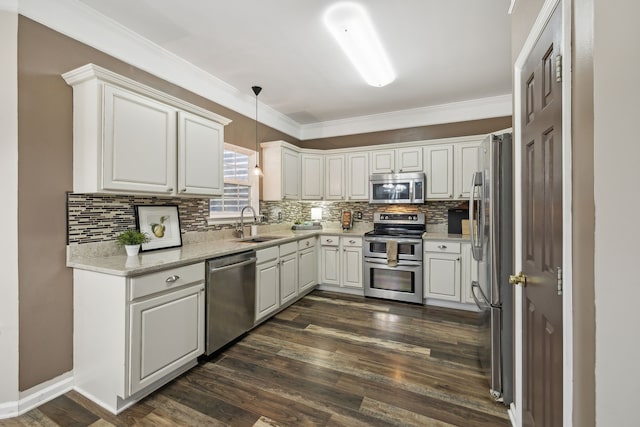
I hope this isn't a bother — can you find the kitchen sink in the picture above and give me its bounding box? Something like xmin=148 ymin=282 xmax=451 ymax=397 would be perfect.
xmin=236 ymin=236 xmax=283 ymax=243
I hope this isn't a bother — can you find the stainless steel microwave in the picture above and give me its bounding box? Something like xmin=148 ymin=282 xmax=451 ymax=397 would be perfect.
xmin=369 ymin=172 xmax=425 ymax=204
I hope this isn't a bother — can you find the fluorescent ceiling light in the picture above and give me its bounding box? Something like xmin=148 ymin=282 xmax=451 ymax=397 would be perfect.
xmin=324 ymin=2 xmax=395 ymax=87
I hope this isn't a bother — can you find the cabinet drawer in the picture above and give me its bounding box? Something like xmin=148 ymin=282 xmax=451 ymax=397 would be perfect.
xmin=257 ymin=246 xmax=279 ymax=264
xmin=130 ymin=262 xmax=204 ymax=300
xmin=320 ymin=235 xmax=340 ymax=246
xmin=423 ymin=241 xmax=461 ymax=254
xmin=298 ymin=237 xmax=316 ymax=250
xmin=342 ymin=236 xmax=362 ymax=247
xmin=279 ymin=241 xmax=298 ymax=256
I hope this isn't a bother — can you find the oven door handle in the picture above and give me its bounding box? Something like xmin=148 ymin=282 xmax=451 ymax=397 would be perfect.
xmin=364 ymin=237 xmax=421 ymax=244
xmin=365 ymin=258 xmax=422 ymax=267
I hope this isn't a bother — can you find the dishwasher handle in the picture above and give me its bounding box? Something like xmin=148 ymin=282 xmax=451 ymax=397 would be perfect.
xmin=208 ymin=257 xmax=256 ymax=274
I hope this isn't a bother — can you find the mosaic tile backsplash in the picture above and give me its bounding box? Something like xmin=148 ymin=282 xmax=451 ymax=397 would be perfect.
xmin=67 ymin=193 xmax=463 ymax=244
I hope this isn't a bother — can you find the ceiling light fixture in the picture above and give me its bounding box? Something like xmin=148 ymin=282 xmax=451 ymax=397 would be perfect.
xmin=252 ymin=85 xmax=263 ymax=178
xmin=323 ymin=2 xmax=395 ymax=87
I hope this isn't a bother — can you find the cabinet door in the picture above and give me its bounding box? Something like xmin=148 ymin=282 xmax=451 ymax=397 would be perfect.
xmin=370 ymin=150 xmax=395 ymax=173
xmin=454 ymin=142 xmax=480 ymax=200
xmin=347 ymin=152 xmax=369 ymax=200
xmin=256 ymin=259 xmax=280 ymax=321
xmin=424 ymin=253 xmax=461 ymax=301
xmin=298 ymin=247 xmax=317 ymax=293
xmin=301 ymin=154 xmax=324 ymax=200
xmin=396 ymin=147 xmax=423 ymax=172
xmin=129 ymin=283 xmax=204 ymax=395
xmin=177 ymin=111 xmax=224 ymax=196
xmin=424 ymin=145 xmax=454 ymax=199
xmin=320 ymin=245 xmax=341 ymax=285
xmin=325 ymin=154 xmax=345 ymax=200
xmin=282 ymin=149 xmax=300 ymax=200
xmin=280 ymin=253 xmax=299 ymax=305
xmin=103 ymin=85 xmax=177 ymax=194
xmin=342 ymin=246 xmax=363 ymax=288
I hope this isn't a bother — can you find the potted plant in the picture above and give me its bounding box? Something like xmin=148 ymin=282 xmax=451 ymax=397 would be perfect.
xmin=115 ymin=229 xmax=150 ymax=256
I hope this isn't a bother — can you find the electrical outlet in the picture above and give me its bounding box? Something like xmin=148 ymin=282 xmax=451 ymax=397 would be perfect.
xmin=355 ymin=211 xmax=363 ymax=220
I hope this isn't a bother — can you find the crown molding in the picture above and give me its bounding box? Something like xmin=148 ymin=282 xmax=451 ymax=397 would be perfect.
xmin=18 ymin=0 xmax=512 ymax=141
xmin=299 ymin=94 xmax=513 ymax=140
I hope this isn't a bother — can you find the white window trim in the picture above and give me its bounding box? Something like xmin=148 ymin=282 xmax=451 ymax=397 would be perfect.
xmin=208 ymin=143 xmax=260 ymax=225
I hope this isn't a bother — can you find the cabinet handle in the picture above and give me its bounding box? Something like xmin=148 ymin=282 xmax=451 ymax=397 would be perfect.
xmin=349 ymin=240 xmax=356 ymax=244
xmin=327 ymin=239 xmax=333 ymax=243
xmin=399 ymin=168 xmax=403 ymax=172
xmin=165 ymin=275 xmax=180 ymax=283
xmin=437 ymin=245 xmax=447 ymax=249
xmin=306 ymin=241 xmax=310 ymax=246
xmin=181 ymin=188 xmax=187 ymax=192
xmin=459 ymin=194 xmax=463 ymax=198
xmin=167 ymin=188 xmax=174 ymax=192
xmin=457 ymin=257 xmax=461 ymax=261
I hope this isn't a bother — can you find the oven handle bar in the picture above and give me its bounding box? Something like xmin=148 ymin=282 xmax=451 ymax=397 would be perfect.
xmin=364 ymin=258 xmax=422 ymax=267
xmin=364 ymin=237 xmax=422 ymax=244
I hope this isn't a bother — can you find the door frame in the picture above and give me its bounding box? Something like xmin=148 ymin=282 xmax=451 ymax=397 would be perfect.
xmin=512 ymin=0 xmax=573 ymax=426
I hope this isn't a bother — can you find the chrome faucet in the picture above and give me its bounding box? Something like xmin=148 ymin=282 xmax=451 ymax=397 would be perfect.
xmin=237 ymin=205 xmax=258 ymax=239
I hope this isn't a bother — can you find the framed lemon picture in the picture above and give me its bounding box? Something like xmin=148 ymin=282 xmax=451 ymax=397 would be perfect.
xmin=135 ymin=205 xmax=182 ymax=252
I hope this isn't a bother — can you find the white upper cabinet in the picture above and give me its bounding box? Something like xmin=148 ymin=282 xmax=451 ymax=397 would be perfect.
xmin=453 ymin=141 xmax=481 ymax=200
xmin=103 ymin=85 xmax=177 ymax=194
xmin=301 ymin=153 xmax=324 ymax=200
xmin=346 ymin=152 xmax=369 ymax=200
xmin=424 ymin=138 xmax=482 ymax=200
xmin=178 ymin=111 xmax=224 ymax=196
xmin=282 ymin=149 xmax=300 ymax=200
xmin=262 ymin=142 xmax=301 ymax=201
xmin=63 ymin=64 xmax=230 ymax=197
xmin=371 ymin=147 xmax=422 ymax=174
xmin=324 ymin=154 xmax=345 ymax=200
xmin=424 ymin=144 xmax=454 ymax=199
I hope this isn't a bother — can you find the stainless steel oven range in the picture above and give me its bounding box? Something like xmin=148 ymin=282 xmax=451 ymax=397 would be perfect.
xmin=363 ymin=212 xmax=425 ymax=304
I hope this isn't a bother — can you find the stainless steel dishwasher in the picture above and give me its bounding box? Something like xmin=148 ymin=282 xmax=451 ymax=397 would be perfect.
xmin=205 ymin=250 xmax=256 ymax=355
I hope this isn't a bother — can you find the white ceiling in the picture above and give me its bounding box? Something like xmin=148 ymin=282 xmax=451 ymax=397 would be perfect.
xmin=55 ymin=0 xmax=513 ymax=137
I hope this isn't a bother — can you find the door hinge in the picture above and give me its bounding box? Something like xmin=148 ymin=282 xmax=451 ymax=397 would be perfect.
xmin=556 ymin=54 xmax=563 ymax=82
xmin=557 ymin=267 xmax=563 ymax=295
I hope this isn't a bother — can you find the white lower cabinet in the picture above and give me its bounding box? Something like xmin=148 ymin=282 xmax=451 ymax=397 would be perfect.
xmin=298 ymin=237 xmax=318 ymax=293
xmin=279 ymin=242 xmax=299 ymax=305
xmin=320 ymin=236 xmax=363 ymax=289
xmin=255 ymin=238 xmax=317 ymax=323
xmin=255 ymin=247 xmax=281 ymax=322
xmin=73 ymin=262 xmax=205 ymax=414
xmin=424 ymin=239 xmax=478 ymax=308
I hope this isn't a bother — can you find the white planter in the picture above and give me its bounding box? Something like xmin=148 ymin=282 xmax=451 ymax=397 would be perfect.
xmin=125 ymin=244 xmax=141 ymax=256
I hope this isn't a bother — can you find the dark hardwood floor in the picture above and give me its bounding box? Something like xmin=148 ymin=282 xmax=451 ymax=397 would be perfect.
xmin=2 ymin=291 xmax=510 ymax=426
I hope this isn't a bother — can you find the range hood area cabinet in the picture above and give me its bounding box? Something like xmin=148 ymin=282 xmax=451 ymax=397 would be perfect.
xmin=370 ymin=147 xmax=423 ymax=174
xmin=62 ymin=64 xmax=231 ymax=197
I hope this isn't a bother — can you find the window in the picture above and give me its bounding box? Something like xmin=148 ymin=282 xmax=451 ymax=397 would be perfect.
xmin=209 ymin=143 xmax=259 ymax=221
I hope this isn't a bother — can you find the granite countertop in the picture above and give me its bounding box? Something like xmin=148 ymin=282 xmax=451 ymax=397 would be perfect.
xmin=422 ymin=232 xmax=472 ymax=242
xmin=67 ymin=225 xmax=370 ymax=277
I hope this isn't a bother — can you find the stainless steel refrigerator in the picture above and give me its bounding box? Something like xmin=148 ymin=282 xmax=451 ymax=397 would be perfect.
xmin=469 ymin=132 xmax=513 ymax=405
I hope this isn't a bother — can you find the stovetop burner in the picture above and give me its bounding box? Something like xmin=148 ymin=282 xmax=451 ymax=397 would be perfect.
xmin=366 ymin=212 xmax=426 ymax=239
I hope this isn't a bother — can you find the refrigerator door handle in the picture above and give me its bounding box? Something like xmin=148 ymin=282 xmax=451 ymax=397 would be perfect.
xmin=469 ymin=171 xmax=483 ymax=260
xmin=471 ymin=281 xmax=491 ymax=311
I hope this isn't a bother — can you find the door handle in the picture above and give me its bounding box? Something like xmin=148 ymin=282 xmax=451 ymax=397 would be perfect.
xmin=509 ymin=271 xmax=527 ymax=286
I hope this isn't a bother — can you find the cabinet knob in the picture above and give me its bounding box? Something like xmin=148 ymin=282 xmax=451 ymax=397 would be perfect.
xmin=306 ymin=241 xmax=310 ymax=246
xmin=165 ymin=275 xmax=180 ymax=283
xmin=327 ymin=239 xmax=333 ymax=243
xmin=181 ymin=188 xmax=187 ymax=192
xmin=167 ymin=188 xmax=174 ymax=192
xmin=459 ymin=194 xmax=463 ymax=198
xmin=349 ymin=240 xmax=356 ymax=244
xmin=399 ymin=169 xmax=403 ymax=172
xmin=437 ymin=245 xmax=447 ymax=249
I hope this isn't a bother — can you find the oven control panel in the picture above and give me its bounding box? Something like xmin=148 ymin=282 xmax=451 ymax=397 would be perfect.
xmin=374 ymin=212 xmax=425 ymax=224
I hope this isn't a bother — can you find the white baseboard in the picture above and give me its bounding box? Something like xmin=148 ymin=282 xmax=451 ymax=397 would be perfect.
xmin=0 ymin=372 xmax=73 ymax=419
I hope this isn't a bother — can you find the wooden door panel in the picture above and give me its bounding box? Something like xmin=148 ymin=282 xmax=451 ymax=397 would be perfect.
xmin=520 ymin=5 xmax=563 ymax=426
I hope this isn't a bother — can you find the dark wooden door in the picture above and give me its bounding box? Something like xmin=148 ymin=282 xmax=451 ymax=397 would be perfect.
xmin=520 ymin=5 xmax=563 ymax=426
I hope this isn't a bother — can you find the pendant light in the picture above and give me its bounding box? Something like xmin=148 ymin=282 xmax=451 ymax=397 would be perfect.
xmin=252 ymin=85 xmax=264 ymax=177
